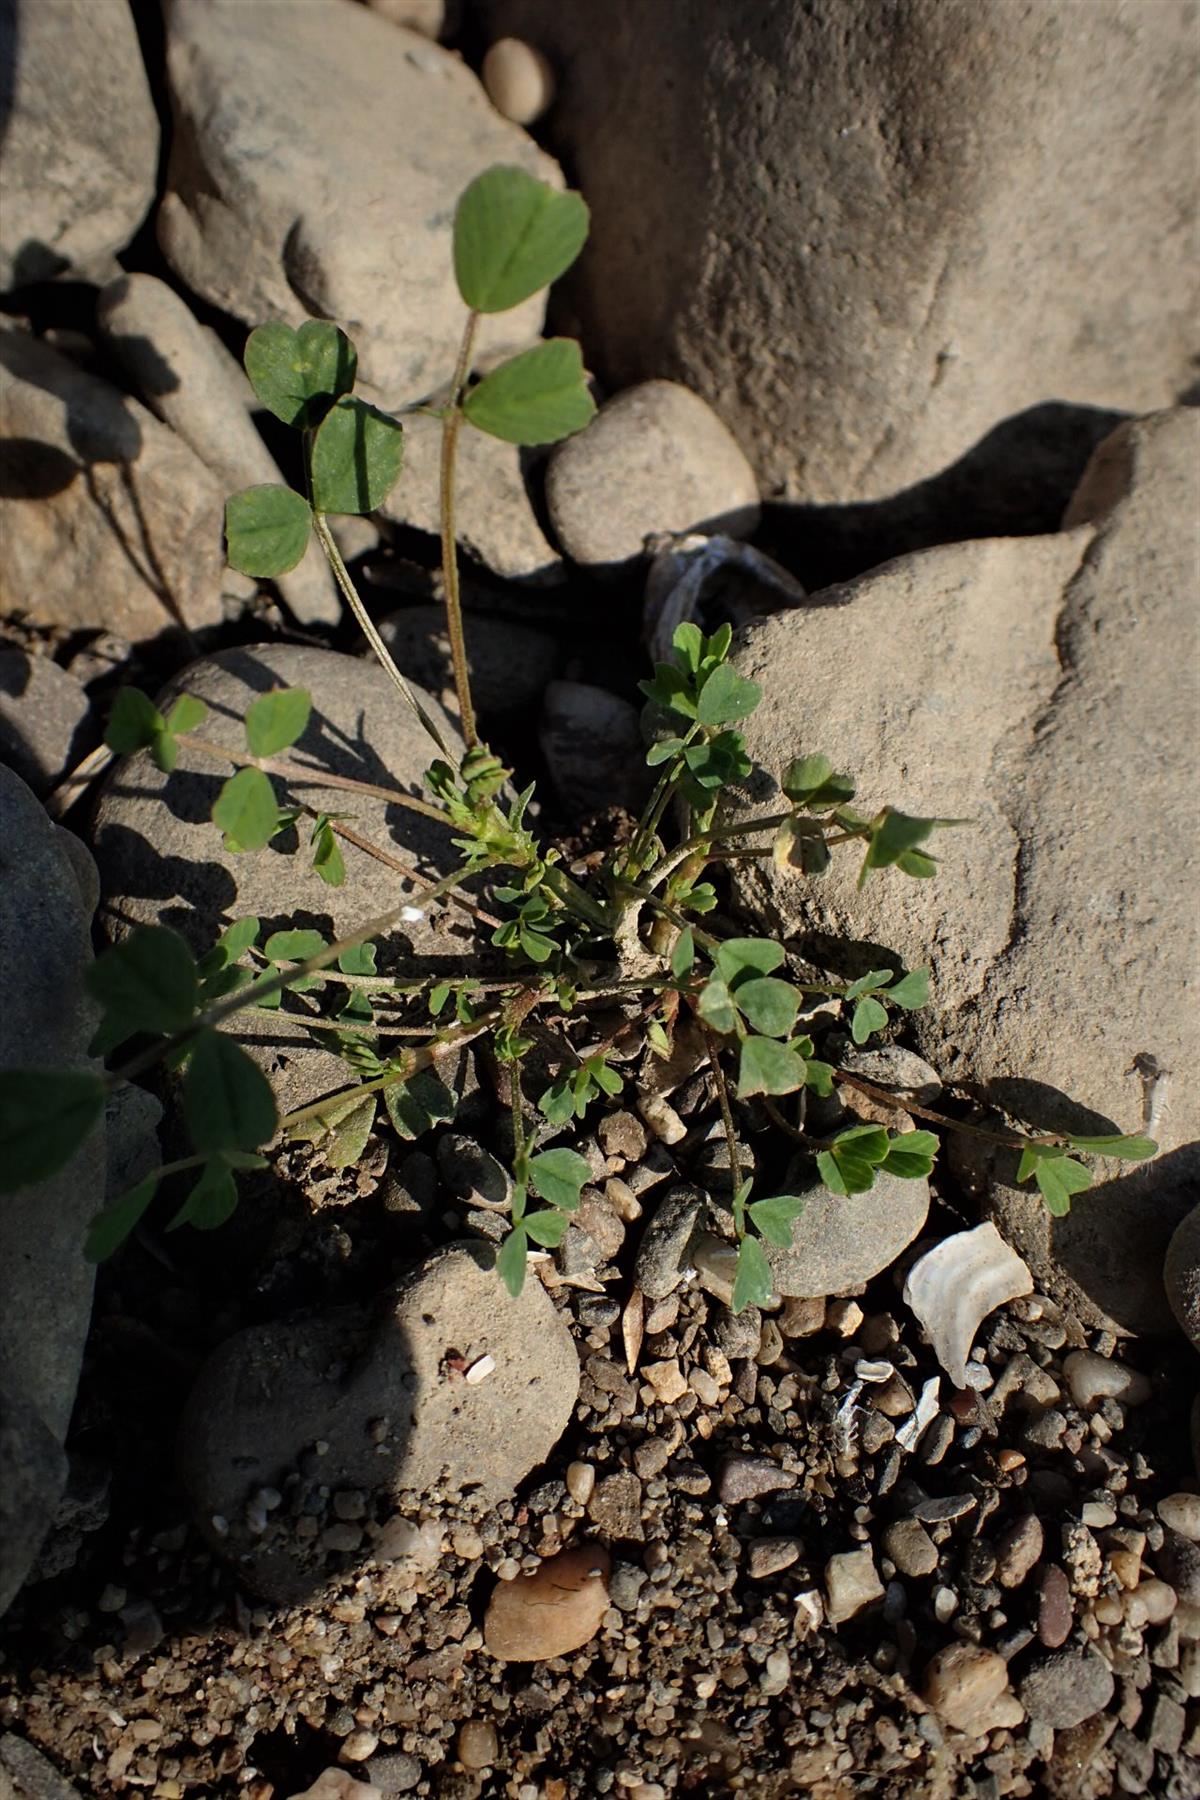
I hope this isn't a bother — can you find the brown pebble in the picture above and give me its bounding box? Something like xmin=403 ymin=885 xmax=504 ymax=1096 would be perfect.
xmin=1037 ymin=1563 xmax=1074 ymax=1647
xmin=483 ymin=1544 xmax=611 ymax=1662
xmin=997 ymin=1513 xmax=1044 ymax=1588
xmin=457 ymin=1719 xmax=499 ymax=1768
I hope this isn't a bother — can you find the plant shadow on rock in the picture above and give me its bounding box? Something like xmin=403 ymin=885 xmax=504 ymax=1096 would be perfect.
xmin=761 ymin=401 xmax=1129 ymax=592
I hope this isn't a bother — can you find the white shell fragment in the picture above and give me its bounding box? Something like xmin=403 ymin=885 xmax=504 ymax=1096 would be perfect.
xmin=895 ymin=1375 xmax=941 ymax=1453
xmin=903 ymin=1223 xmax=1034 ymax=1389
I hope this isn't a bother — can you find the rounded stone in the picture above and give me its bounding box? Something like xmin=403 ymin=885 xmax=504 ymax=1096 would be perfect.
xmin=177 ymin=1244 xmax=580 ymax=1603
xmin=923 ymin=1644 xmax=1021 ymax=1736
xmin=763 ymin=1161 xmax=929 ymax=1299
xmin=483 ymin=1544 xmax=611 ymax=1662
xmin=546 ymin=380 xmax=760 ymax=572
xmin=1017 ymin=1648 xmax=1115 ymax=1729
xmin=0 ymin=651 xmax=92 ymax=798
xmin=483 ymin=38 xmax=556 ymax=125
xmin=1165 ymin=1204 xmax=1200 ymax=1350
xmin=456 ymin=1719 xmax=499 ymax=1769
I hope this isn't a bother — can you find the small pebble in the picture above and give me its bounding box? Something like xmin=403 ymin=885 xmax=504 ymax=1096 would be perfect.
xmin=1158 ymin=1493 xmax=1200 ymax=1542
xmin=339 ymin=1730 xmax=379 ymax=1764
xmin=825 ymin=1547 xmax=884 ymax=1624
xmin=482 ymin=36 xmax=556 ymax=126
xmin=748 ymin=1537 xmax=802 ymax=1579
xmin=883 ymin=1519 xmax=938 ymax=1579
xmin=996 ymin=1514 xmax=1044 ymax=1588
xmin=1018 ymin=1648 xmax=1115 ymax=1729
xmin=779 ymin=1296 xmax=826 ymax=1338
xmin=566 ymin=1461 xmax=596 ymax=1506
xmin=457 ymin=1720 xmax=499 ymax=1769
xmin=1063 ymin=1349 xmax=1151 ymax=1410
xmin=923 ymin=1643 xmax=1023 ymax=1736
xmin=483 ymin=1544 xmax=611 ymax=1661
xmin=717 ymin=1455 xmax=797 ymax=1505
xmin=759 ymin=1648 xmax=791 ymax=1695
xmin=1036 ymin=1564 xmax=1074 ymax=1646
xmin=933 ymin=1585 xmax=959 ymax=1622
xmin=642 ymin=1358 xmax=688 ymax=1404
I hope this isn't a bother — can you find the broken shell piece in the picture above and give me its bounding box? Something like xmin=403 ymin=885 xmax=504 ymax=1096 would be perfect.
xmin=854 ymin=1359 xmax=896 ymax=1384
xmin=903 ymin=1223 xmax=1033 ymax=1389
xmin=895 ymin=1375 xmax=941 ymax=1453
xmin=642 ymin=532 xmax=807 ymax=666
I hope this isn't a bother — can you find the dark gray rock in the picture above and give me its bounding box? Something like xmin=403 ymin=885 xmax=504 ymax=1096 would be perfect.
xmin=0 ymin=653 xmax=92 ymax=798
xmin=539 ymin=680 xmax=653 ymax=817
xmin=377 ymin=605 xmax=559 ymax=722
xmin=1017 ymin=1648 xmax=1115 ymax=1729
xmin=0 ymin=1731 xmax=82 ymax=1799
xmin=1165 ymin=1204 xmax=1200 ymax=1350
xmin=0 ymin=766 xmax=103 ymax=1616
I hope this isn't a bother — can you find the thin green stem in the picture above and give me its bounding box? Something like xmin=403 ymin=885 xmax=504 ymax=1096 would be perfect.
xmin=277 ymin=1006 xmax=504 ymax=1134
xmin=184 ymin=735 xmax=449 ymax=824
xmin=702 ymin=1021 xmax=746 ymax=1232
xmin=312 ymin=510 xmax=450 ymax=756
xmin=440 ymin=310 xmax=482 ymax=747
xmin=110 ymin=901 xmax=433 ymax=1089
xmin=540 ymin=861 xmax=613 ymax=935
xmin=831 ymin=1071 xmax=1066 ymax=1151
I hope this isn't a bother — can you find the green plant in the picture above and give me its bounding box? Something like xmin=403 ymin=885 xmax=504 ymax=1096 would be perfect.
xmin=0 ymin=167 xmax=1156 ymax=1311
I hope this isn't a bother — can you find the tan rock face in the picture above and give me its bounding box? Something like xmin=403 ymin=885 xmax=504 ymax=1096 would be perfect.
xmin=0 ymin=331 xmax=225 ymax=642
xmin=0 ymin=0 xmax=159 ymax=289
xmin=478 ymin=0 xmax=1196 ymax=514
xmin=725 ymin=409 xmax=1200 ymax=1335
xmin=545 ymin=381 xmax=760 ymax=573
xmin=483 ymin=1544 xmax=611 ymax=1661
xmin=159 ymin=0 xmax=561 ymax=406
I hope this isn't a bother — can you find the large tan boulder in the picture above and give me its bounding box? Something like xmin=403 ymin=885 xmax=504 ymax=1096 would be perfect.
xmin=159 ymin=0 xmax=562 ymax=406
xmin=479 ymin=0 xmax=1198 ymax=518
xmin=726 ymin=409 xmax=1200 ymax=1331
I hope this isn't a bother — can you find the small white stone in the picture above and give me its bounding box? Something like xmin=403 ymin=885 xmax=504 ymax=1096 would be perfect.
xmin=464 ymin=1353 xmax=495 ymax=1384
xmin=1063 ymin=1349 xmax=1152 ymax=1410
xmin=482 ymin=37 xmax=556 ymax=126
xmin=1158 ymin=1493 xmax=1200 ymax=1542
